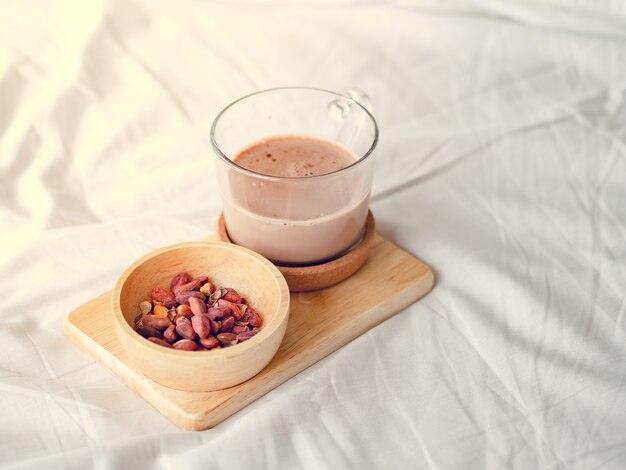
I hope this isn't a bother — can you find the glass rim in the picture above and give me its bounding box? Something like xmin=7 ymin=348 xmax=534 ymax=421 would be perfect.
xmin=210 ymin=86 xmax=379 ymax=181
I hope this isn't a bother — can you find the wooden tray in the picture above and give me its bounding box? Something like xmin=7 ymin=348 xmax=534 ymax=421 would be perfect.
xmin=64 ymin=234 xmax=434 ymax=431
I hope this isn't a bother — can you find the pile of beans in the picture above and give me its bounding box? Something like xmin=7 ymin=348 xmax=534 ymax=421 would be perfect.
xmin=133 ymin=272 xmax=262 ymax=351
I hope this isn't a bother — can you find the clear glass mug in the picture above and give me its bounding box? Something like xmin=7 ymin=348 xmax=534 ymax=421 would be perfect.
xmin=211 ymin=87 xmax=378 ymax=266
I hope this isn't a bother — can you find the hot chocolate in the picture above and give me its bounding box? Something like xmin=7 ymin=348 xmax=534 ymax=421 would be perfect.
xmin=223 ymin=135 xmax=369 ymax=265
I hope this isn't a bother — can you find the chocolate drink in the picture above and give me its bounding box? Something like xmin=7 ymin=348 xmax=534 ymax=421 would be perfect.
xmin=223 ymin=135 xmax=370 ymax=265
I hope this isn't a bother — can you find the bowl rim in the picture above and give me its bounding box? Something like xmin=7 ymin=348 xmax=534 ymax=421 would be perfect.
xmin=111 ymin=240 xmax=290 ymax=358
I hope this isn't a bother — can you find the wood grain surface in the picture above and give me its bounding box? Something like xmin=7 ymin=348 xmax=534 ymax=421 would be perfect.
xmin=64 ymin=234 xmax=434 ymax=431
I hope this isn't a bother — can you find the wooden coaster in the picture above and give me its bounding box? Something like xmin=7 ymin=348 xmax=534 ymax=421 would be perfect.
xmin=64 ymin=233 xmax=434 ymax=430
xmin=217 ymin=210 xmax=376 ymax=292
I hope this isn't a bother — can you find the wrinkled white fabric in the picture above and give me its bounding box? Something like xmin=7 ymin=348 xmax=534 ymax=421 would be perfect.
xmin=1 ymin=1 xmax=625 ymax=468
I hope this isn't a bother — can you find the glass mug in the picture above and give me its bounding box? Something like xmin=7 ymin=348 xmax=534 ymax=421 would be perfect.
xmin=211 ymin=87 xmax=378 ymax=266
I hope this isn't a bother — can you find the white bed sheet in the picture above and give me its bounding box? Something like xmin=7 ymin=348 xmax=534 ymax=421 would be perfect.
xmin=1 ymin=1 xmax=625 ymax=468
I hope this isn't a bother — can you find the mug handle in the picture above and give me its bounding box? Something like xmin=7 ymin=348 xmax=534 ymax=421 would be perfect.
xmin=342 ymin=88 xmax=373 ymax=113
xmin=328 ymin=88 xmax=373 ymax=150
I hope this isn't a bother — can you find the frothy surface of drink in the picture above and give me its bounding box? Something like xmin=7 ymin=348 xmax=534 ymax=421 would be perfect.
xmin=233 ymin=135 xmax=357 ymax=177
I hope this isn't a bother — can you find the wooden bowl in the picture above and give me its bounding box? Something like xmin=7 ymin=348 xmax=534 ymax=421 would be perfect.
xmin=111 ymin=241 xmax=290 ymax=392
